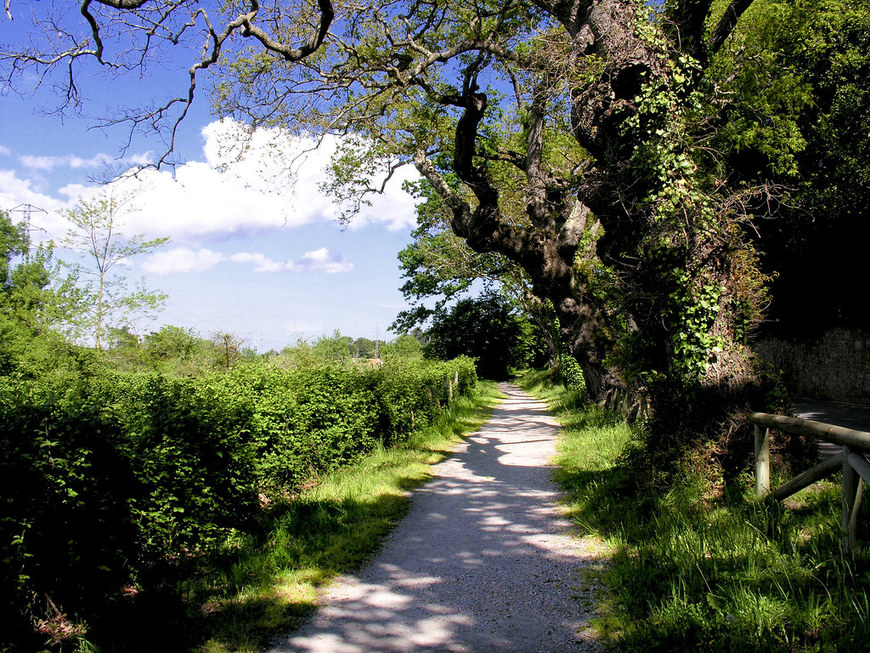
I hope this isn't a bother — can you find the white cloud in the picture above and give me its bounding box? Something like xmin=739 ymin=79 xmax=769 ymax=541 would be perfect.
xmin=85 ymin=129 xmax=341 ymax=241
xmin=345 ymin=164 xmax=422 ymax=232
xmin=230 ymin=251 xmax=294 ymax=273
xmin=20 ymin=151 xmax=153 ymax=171
xmin=230 ymin=248 xmax=353 ymax=274
xmin=139 ymin=246 xmax=354 ymax=276
xmin=0 ymin=170 xmax=58 ymax=209
xmin=6 ymin=119 xmax=420 ymax=243
xmin=119 ymin=120 xmax=418 ymax=240
xmin=143 ymin=247 xmax=226 ymax=275
xmin=296 ymin=248 xmax=354 ymax=274
xmin=0 ymin=145 xmax=11 ymax=156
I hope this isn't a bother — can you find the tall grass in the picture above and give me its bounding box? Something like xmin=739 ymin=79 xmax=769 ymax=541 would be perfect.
xmin=192 ymin=380 xmax=502 ymax=652
xmin=518 ymin=369 xmax=870 ymax=652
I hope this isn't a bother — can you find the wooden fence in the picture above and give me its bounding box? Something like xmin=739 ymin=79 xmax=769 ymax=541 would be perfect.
xmin=748 ymin=412 xmax=870 ymax=549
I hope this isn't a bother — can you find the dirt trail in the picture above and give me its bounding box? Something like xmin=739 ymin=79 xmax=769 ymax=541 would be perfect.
xmin=269 ymin=383 xmax=602 ymax=653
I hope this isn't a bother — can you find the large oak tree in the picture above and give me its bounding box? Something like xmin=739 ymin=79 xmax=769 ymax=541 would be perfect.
xmin=2 ymin=0 xmax=834 ymax=473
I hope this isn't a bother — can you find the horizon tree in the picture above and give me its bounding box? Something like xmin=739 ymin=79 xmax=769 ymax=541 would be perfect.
xmin=393 ymin=182 xmax=564 ymax=369
xmin=425 ymin=291 xmax=529 ymax=380
xmin=61 ymin=191 xmax=169 ymax=350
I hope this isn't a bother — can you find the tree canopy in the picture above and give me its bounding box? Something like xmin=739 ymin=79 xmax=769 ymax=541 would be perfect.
xmin=0 ymin=211 xmax=88 ymax=376
xmin=1 ymin=213 xmax=83 ymax=328
xmin=732 ymin=0 xmax=870 ymax=336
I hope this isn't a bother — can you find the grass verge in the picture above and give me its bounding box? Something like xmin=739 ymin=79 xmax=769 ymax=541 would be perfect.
xmin=517 ymin=369 xmax=870 ymax=652
xmin=187 ymin=380 xmax=502 ymax=652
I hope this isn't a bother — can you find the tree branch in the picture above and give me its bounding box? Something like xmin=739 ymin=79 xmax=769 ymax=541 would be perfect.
xmin=414 ymin=147 xmax=475 ymax=233
xmin=665 ymin=0 xmax=715 ymax=61
xmin=525 ymin=79 xmax=551 ymax=228
xmin=239 ymin=0 xmax=334 ymax=61
xmin=709 ymin=0 xmax=756 ymax=54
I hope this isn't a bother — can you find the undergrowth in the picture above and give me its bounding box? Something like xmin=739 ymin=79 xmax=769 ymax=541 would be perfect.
xmin=518 ymin=369 xmax=870 ymax=652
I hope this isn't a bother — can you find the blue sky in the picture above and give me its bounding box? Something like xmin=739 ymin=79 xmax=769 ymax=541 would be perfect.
xmin=0 ymin=9 xmax=421 ymax=352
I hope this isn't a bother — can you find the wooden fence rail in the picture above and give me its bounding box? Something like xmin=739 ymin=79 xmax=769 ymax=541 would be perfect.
xmin=748 ymin=412 xmax=870 ymax=549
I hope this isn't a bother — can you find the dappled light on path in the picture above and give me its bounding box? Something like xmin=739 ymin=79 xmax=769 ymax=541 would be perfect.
xmin=270 ymin=384 xmax=601 ymax=652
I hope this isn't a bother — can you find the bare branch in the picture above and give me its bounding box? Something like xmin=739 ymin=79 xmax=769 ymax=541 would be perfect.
xmin=92 ymin=0 xmax=151 ymax=8
xmin=1 ymin=1 xmax=337 ymax=164
xmin=239 ymin=0 xmax=334 ymax=61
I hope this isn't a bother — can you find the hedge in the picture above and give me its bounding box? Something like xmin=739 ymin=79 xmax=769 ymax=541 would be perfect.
xmin=0 ymin=355 xmax=476 ymax=650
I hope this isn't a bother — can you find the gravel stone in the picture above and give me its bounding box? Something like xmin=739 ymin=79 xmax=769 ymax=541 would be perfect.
xmin=269 ymin=383 xmax=604 ymax=652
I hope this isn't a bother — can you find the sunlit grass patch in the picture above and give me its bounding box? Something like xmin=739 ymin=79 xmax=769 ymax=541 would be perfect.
xmin=517 ymin=370 xmax=870 ymax=652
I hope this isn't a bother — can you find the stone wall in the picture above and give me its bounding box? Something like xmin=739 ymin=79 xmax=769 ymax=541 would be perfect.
xmin=755 ymin=328 xmax=870 ymax=403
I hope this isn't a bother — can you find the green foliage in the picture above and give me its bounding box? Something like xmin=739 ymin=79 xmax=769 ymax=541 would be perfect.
xmin=210 ymin=331 xmax=245 ymax=369
xmin=424 ymin=292 xmax=537 ymax=380
xmin=393 ymin=180 xmax=511 ymax=332
xmin=660 ymin=268 xmax=725 ymax=383
xmin=195 ymin=379 xmax=498 ymax=653
xmin=351 ymin=336 xmax=381 ymax=358
xmin=393 ymin=180 xmax=559 ymax=369
xmin=103 ymin=326 xmax=273 ymax=375
xmin=0 ymin=212 xmax=94 ymax=387
xmin=558 ymin=351 xmax=587 ymax=394
xmin=0 ymin=354 xmax=476 ymax=651
xmin=380 ymin=333 xmax=425 ymax=360
xmin=0 ymin=211 xmax=86 ymax=341
xmin=312 ymin=329 xmax=353 ymax=363
xmin=728 ymin=0 xmax=870 ymax=334
xmin=144 ymin=325 xmax=204 ymax=362
xmin=712 ymin=0 xmax=868 ymax=189
xmin=372 ymin=356 xmax=478 ymax=436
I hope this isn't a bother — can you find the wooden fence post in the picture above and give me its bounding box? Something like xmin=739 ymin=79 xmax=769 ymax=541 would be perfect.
xmin=754 ymin=424 xmax=770 ymax=497
xmin=842 ymin=445 xmax=862 ymax=550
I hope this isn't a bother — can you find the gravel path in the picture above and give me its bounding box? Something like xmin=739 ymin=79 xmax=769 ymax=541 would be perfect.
xmin=269 ymin=383 xmax=602 ymax=653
